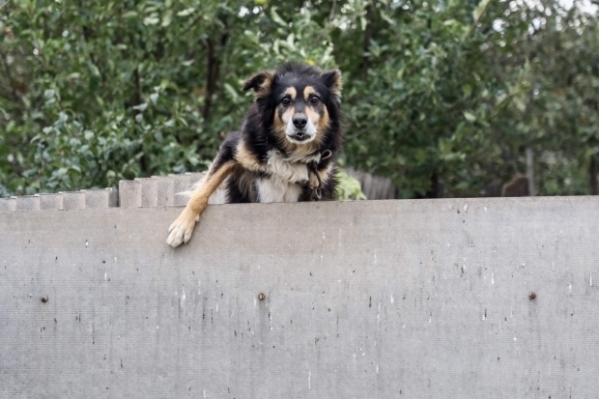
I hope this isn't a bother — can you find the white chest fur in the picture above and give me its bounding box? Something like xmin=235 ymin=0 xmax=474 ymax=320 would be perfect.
xmin=255 ymin=150 xmax=314 ymax=203
xmin=256 ymin=178 xmax=302 ymax=203
xmin=266 ymin=150 xmax=311 ymax=183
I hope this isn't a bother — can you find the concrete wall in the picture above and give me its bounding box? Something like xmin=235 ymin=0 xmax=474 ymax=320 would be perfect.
xmin=1 ymin=197 xmax=599 ymax=398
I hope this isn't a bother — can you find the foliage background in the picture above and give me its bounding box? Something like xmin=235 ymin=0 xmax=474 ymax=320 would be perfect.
xmin=1 ymin=0 xmax=598 ymax=198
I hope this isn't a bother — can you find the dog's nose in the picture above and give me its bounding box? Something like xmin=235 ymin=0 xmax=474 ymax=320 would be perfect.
xmin=292 ymin=114 xmax=307 ymax=129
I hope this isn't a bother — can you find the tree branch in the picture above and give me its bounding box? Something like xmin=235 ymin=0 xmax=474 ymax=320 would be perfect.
xmin=329 ymin=0 xmax=337 ymax=21
xmin=0 ymin=49 xmax=20 ymax=101
xmin=361 ymin=1 xmax=374 ymax=80
xmin=201 ymin=15 xmax=229 ymax=120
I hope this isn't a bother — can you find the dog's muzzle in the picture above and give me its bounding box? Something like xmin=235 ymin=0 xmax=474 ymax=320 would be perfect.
xmin=286 ymin=113 xmax=316 ymax=143
xmin=288 ymin=132 xmax=311 ymax=142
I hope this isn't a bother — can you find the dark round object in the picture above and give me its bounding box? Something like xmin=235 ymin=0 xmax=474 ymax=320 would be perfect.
xmin=529 ymin=291 xmax=536 ymax=300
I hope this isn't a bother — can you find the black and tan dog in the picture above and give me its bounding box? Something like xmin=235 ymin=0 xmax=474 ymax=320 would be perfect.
xmin=167 ymin=63 xmax=343 ymax=247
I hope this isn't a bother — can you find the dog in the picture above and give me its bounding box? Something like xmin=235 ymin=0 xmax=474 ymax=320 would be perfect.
xmin=166 ymin=63 xmax=343 ymax=248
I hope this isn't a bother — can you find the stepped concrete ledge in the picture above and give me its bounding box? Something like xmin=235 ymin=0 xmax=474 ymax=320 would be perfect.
xmin=1 ymin=173 xmax=203 ymax=212
xmin=1 ymin=197 xmax=598 ymax=398
xmin=0 ymin=167 xmax=388 ymax=212
xmin=0 ymin=188 xmax=118 ymax=212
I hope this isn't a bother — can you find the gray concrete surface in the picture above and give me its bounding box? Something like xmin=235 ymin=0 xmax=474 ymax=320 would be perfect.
xmin=0 ymin=166 xmax=389 ymax=214
xmin=0 ymin=166 xmax=395 ymax=214
xmin=117 ymin=173 xmax=204 ymax=209
xmin=1 ymin=189 xmax=118 ymax=212
xmin=1 ymin=197 xmax=599 ymax=398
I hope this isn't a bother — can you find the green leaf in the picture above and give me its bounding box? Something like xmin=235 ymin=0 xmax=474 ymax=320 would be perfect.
xmin=122 ymin=11 xmax=138 ymax=19
xmin=463 ymin=112 xmax=476 ymax=122
xmin=161 ymin=10 xmax=173 ymax=27
xmin=223 ymin=83 xmax=238 ymax=100
xmin=177 ymin=8 xmax=194 ymax=17
xmin=462 ymin=85 xmax=472 ymax=98
xmin=473 ymin=0 xmax=491 ymax=21
xmin=414 ymin=148 xmax=427 ymax=164
xmin=132 ymin=103 xmax=148 ymax=112
xmin=270 ymin=8 xmax=287 ymax=27
xmin=143 ymin=15 xmax=160 ymax=25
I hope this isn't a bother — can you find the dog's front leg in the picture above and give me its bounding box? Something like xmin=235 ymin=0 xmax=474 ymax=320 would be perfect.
xmin=167 ymin=159 xmax=236 ymax=248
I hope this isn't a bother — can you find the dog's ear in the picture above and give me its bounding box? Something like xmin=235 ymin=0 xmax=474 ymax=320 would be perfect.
xmin=242 ymin=71 xmax=275 ymax=99
xmin=321 ymin=69 xmax=342 ymax=98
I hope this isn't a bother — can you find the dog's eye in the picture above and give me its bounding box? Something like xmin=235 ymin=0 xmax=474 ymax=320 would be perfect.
xmin=281 ymin=97 xmax=291 ymax=105
xmin=309 ymin=96 xmax=320 ymax=104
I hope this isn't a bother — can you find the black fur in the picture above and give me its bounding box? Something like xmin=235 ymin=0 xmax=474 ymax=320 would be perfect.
xmin=201 ymin=63 xmax=343 ymax=204
xmin=242 ymin=63 xmax=342 ymax=159
xmin=166 ymin=63 xmax=343 ymax=247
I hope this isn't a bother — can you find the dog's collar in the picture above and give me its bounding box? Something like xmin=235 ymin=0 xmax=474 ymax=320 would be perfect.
xmin=304 ymin=149 xmax=333 ymax=164
xmin=281 ymin=149 xmax=332 ymax=165
xmin=318 ymin=150 xmax=333 ymax=161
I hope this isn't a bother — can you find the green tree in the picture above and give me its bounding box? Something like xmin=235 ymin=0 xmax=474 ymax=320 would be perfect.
xmin=1 ymin=0 xmax=597 ymax=198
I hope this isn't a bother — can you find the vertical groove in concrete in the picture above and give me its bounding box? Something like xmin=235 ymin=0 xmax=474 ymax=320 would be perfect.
xmin=154 ymin=176 xmax=175 ymax=207
xmin=40 ymin=193 xmax=64 ymax=210
xmin=140 ymin=177 xmax=158 ymax=208
xmin=0 ymin=197 xmax=16 ymax=212
xmin=0 ymin=168 xmax=392 ymax=211
xmin=15 ymin=195 xmax=40 ymax=211
xmin=61 ymin=192 xmax=86 ymax=210
xmin=84 ymin=188 xmax=119 ymax=209
xmin=119 ymin=180 xmax=142 ymax=209
xmin=3 ymin=171 xmax=220 ymax=211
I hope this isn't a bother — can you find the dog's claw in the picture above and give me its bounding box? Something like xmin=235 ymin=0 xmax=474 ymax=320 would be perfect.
xmin=166 ymin=211 xmax=199 ymax=248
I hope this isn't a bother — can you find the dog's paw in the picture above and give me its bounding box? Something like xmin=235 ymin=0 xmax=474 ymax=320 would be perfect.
xmin=166 ymin=211 xmax=200 ymax=248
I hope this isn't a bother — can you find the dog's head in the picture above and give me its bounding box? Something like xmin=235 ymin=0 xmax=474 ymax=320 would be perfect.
xmin=243 ymin=63 xmax=342 ymax=147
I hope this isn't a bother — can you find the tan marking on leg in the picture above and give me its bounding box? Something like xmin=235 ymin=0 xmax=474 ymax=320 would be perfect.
xmin=187 ymin=161 xmax=236 ymax=214
xmin=235 ymin=142 xmax=263 ymax=172
xmin=167 ymin=160 xmax=236 ymax=247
